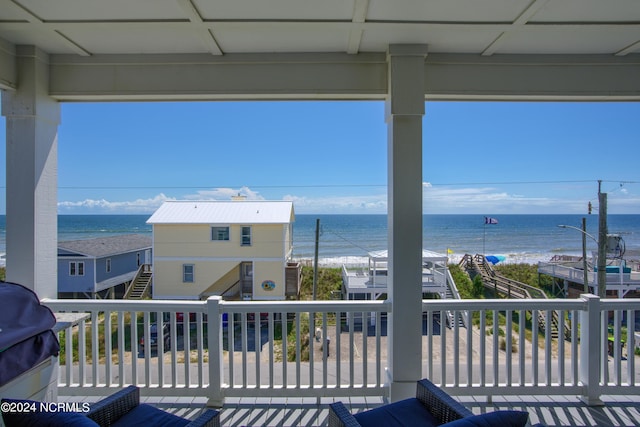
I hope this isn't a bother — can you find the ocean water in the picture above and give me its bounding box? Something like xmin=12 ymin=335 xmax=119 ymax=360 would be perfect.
xmin=1 ymin=214 xmax=639 ymax=266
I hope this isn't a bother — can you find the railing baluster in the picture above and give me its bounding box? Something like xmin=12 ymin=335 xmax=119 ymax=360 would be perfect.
xmin=105 ymin=311 xmax=112 ymax=387
xmin=628 ymin=309 xmax=636 ymax=386
xmin=531 ymin=309 xmax=538 ymax=386
xmin=170 ymin=311 xmax=177 ymax=387
xmin=130 ymin=311 xmax=138 ymax=387
xmin=479 ymin=309 xmax=486 ymax=387
xmin=308 ymin=311 xmax=314 ymax=389
xmin=349 ymin=312 xmax=354 ymax=388
xmin=295 ymin=312 xmax=301 ymax=389
xmin=492 ymin=310 xmax=498 ymax=386
xmin=362 ymin=310 xmax=367 ymax=387
xmin=242 ymin=312 xmax=248 ymax=388
xmin=571 ymin=309 xmax=579 ymax=387
xmin=375 ymin=311 xmax=381 ymax=388
xmin=453 ymin=309 xmax=459 ymax=387
xmin=281 ymin=311 xmax=287 ymax=388
xmin=65 ymin=323 xmax=73 ymax=386
xmin=440 ymin=309 xmax=447 ymax=384
xmin=335 ymin=310 xmax=341 ymax=388
xmin=558 ymin=310 xmax=565 ymax=386
xmin=506 ymin=309 xmax=512 ymax=387
xmin=184 ymin=312 xmax=191 ymax=388
xmin=519 ymin=309 xmax=525 ymax=387
xmin=196 ymin=312 xmax=204 ymax=388
xmin=228 ymin=311 xmax=235 ymax=388
xmin=268 ymin=312 xmax=274 ymax=389
xmin=545 ymin=309 xmax=552 ymax=386
xmin=117 ymin=311 xmax=125 ymax=387
xmin=143 ymin=312 xmax=150 ymax=387
xmin=91 ymin=311 xmax=99 ymax=387
xmin=466 ymin=310 xmax=473 ymax=387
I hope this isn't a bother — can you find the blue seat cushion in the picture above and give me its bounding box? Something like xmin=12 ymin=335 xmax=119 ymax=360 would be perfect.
xmin=353 ymin=398 xmax=440 ymax=427
xmin=1 ymin=398 xmax=98 ymax=427
xmin=441 ymin=410 xmax=530 ymax=427
xmin=110 ymin=403 xmax=190 ymax=427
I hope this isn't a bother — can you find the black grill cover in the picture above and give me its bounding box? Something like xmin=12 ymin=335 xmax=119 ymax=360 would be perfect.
xmin=0 ymin=282 xmax=60 ymax=387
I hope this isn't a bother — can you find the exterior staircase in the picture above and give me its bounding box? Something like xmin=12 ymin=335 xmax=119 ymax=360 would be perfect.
xmin=125 ymin=264 xmax=152 ymax=299
xmin=444 ymin=268 xmax=467 ymax=328
xmin=459 ymin=254 xmax=568 ymax=340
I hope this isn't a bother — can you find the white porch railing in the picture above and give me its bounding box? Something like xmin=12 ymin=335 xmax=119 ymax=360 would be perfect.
xmin=43 ymin=295 xmax=640 ymax=406
xmin=43 ymin=298 xmax=389 ymax=405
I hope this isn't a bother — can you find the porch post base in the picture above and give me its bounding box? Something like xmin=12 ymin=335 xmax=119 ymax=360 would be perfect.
xmin=206 ymin=397 xmax=224 ymax=408
xmin=579 ymin=396 xmax=604 ymax=407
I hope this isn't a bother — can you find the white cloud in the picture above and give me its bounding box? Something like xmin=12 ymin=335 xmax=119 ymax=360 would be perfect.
xmin=182 ymin=186 xmax=266 ymax=201
xmin=56 ymin=184 xmax=640 ymax=215
xmin=283 ymin=193 xmax=387 ymax=214
xmin=58 ymin=193 xmax=175 ymax=213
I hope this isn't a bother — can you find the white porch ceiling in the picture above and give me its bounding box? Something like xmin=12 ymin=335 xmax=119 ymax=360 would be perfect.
xmin=1 ymin=0 xmax=639 ymax=57
xmin=0 ymin=0 xmax=639 ymax=100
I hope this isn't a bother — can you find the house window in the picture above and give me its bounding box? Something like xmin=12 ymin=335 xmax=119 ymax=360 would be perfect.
xmin=106 ymin=258 xmax=111 ymax=273
xmin=183 ymin=264 xmax=194 ymax=283
xmin=241 ymin=226 xmax=252 ymax=246
xmin=70 ymin=261 xmax=84 ymax=276
xmin=211 ymin=226 xmax=230 ymax=241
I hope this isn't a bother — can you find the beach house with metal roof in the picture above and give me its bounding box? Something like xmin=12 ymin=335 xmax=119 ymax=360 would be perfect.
xmin=57 ymin=234 xmax=152 ymax=298
xmin=147 ymin=200 xmax=298 ymax=300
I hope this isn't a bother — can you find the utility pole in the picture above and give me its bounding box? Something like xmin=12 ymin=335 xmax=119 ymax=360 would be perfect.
xmin=597 ymin=181 xmax=608 ymax=298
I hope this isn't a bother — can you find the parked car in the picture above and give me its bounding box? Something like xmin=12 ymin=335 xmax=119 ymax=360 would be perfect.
xmin=140 ymin=323 xmax=170 ymax=353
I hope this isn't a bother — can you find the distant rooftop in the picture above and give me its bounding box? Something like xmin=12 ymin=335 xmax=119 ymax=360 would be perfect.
xmin=58 ymin=234 xmax=151 ymax=258
xmin=147 ymin=200 xmax=294 ymax=225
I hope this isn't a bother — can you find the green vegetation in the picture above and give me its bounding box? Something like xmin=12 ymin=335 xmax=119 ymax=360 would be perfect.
xmin=495 ymin=263 xmax=554 ymax=295
xmin=0 ymin=267 xmax=5 ymax=281
xmin=299 ymin=266 xmax=342 ymax=300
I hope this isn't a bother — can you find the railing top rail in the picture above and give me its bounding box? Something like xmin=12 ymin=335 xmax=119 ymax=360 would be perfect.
xmin=42 ymin=298 xmax=207 ymax=312
xmin=600 ymin=298 xmax=640 ymax=309
xmin=422 ymin=298 xmax=585 ymax=311
xmin=220 ymin=299 xmax=391 ymax=312
xmin=42 ymin=298 xmax=391 ymax=313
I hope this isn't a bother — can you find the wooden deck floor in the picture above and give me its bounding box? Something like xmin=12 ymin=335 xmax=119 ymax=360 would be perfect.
xmin=62 ymin=392 xmax=640 ymax=426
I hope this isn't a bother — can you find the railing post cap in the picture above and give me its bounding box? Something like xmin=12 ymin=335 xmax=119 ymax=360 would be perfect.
xmin=206 ymin=295 xmax=223 ymax=302
xmin=580 ymin=293 xmax=600 ymax=300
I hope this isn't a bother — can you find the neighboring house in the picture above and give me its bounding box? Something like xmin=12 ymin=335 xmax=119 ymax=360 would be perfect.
xmin=58 ymin=234 xmax=152 ymax=299
xmin=147 ymin=200 xmax=299 ymax=300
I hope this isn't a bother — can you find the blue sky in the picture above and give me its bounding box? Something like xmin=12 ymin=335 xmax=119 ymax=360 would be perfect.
xmin=0 ymin=100 xmax=639 ymax=215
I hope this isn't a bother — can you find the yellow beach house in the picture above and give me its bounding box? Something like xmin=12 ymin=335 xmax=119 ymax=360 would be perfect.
xmin=146 ymin=200 xmax=298 ymax=300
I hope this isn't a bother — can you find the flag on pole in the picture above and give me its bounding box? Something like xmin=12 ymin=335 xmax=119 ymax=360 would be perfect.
xmin=484 ymin=217 xmax=498 ymax=225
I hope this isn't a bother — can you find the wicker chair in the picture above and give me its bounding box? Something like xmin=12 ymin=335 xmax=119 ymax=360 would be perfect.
xmin=87 ymin=385 xmax=220 ymax=427
xmin=329 ymin=379 xmax=473 ymax=427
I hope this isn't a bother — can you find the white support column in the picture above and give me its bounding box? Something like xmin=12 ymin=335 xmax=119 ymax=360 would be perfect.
xmin=386 ymin=44 xmax=428 ymax=401
xmin=579 ymin=293 xmax=604 ymax=406
xmin=1 ymin=46 xmax=60 ymax=298
xmin=206 ymin=296 xmax=224 ymax=407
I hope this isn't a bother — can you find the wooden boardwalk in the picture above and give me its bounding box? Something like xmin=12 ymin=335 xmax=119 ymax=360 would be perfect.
xmin=62 ymin=392 xmax=640 ymax=426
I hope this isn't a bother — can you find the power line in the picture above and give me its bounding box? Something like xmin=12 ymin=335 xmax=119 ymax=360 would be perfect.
xmin=1 ymin=179 xmax=637 ymax=190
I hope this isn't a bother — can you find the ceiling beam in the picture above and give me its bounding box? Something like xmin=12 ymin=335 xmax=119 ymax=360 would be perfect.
xmin=49 ymin=52 xmax=388 ymax=101
xmin=425 ymin=53 xmax=640 ymax=100
xmin=45 ymin=51 xmax=640 ymax=101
